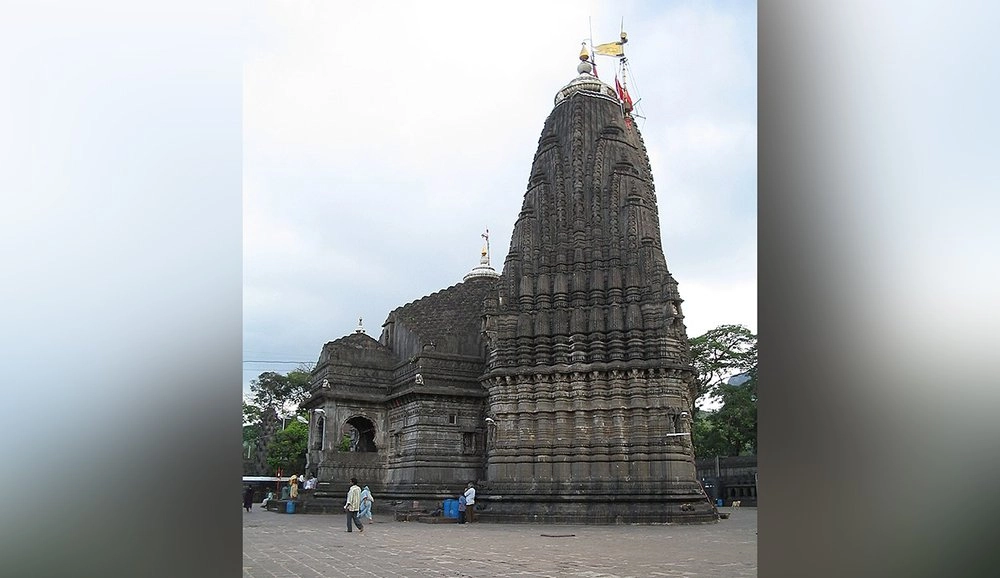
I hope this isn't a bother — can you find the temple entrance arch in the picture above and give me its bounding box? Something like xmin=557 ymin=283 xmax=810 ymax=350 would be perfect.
xmin=343 ymin=415 xmax=377 ymax=452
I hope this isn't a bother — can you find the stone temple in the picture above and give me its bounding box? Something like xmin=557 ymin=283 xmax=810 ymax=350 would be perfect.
xmin=301 ymin=51 xmax=717 ymax=523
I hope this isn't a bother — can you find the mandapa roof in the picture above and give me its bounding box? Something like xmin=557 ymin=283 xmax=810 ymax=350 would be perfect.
xmin=387 ymin=276 xmax=499 ymax=351
xmin=316 ymin=331 xmax=397 ymax=367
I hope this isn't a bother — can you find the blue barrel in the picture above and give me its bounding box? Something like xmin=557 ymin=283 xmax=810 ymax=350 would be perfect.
xmin=286 ymin=500 xmax=295 ymax=514
xmin=716 ymin=498 xmax=724 ymax=507
xmin=443 ymin=499 xmax=458 ymax=518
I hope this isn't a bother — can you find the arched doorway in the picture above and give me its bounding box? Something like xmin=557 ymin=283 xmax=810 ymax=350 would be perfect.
xmin=344 ymin=415 xmax=377 ymax=452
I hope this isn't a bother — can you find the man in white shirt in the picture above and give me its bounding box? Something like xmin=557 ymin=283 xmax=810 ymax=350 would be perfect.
xmin=463 ymin=482 xmax=476 ymax=523
xmin=344 ymin=478 xmax=364 ymax=533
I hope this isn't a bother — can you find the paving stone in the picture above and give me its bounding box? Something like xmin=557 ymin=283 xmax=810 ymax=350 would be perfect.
xmin=243 ymin=508 xmax=756 ymax=577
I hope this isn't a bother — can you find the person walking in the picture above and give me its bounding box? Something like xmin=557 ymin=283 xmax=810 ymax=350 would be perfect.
xmin=344 ymin=478 xmax=364 ymax=533
xmin=242 ymin=486 xmax=254 ymax=512
xmin=463 ymin=481 xmax=476 ymax=523
xmin=359 ymin=485 xmax=375 ymax=524
xmin=457 ymin=494 xmax=467 ymax=524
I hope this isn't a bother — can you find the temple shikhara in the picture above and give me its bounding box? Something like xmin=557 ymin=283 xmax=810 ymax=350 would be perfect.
xmin=301 ymin=39 xmax=717 ymax=523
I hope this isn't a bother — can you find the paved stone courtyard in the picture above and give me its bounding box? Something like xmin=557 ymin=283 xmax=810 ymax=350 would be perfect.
xmin=243 ymin=507 xmax=756 ymax=577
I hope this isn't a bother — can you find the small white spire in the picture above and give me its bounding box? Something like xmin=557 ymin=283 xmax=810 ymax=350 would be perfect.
xmin=355 ymin=317 xmax=364 ymax=333
xmin=464 ymin=228 xmax=500 ymax=281
xmin=481 ymin=228 xmax=491 ymax=266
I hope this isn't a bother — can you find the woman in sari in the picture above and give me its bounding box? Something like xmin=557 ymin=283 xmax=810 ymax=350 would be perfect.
xmin=359 ymin=485 xmax=374 ymax=523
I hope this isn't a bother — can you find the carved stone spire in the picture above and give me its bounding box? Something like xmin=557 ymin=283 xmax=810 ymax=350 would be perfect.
xmin=480 ymin=54 xmax=714 ymax=524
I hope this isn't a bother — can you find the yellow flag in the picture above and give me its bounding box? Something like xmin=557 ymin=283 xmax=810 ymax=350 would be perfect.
xmin=594 ymin=42 xmax=624 ymax=57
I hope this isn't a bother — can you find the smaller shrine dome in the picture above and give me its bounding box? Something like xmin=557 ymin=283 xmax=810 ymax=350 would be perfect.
xmin=463 ymin=246 xmax=499 ymax=281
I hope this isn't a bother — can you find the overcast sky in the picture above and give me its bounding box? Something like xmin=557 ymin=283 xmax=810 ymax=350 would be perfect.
xmin=243 ymin=0 xmax=757 ymax=392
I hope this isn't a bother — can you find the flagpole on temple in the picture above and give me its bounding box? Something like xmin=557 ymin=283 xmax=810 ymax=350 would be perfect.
xmin=588 ymin=17 xmax=596 ymax=77
xmin=621 ymin=29 xmax=633 ymax=125
xmin=619 ymin=25 xmax=629 ymax=101
xmin=591 ymin=25 xmax=634 ymax=124
xmin=482 ymin=228 xmax=490 ymax=267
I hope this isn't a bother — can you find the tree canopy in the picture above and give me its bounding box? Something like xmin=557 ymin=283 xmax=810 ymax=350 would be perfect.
xmin=244 ymin=370 xmax=310 ymax=416
xmin=266 ymin=420 xmax=308 ymax=475
xmin=689 ymin=325 xmax=757 ymax=458
xmin=689 ymin=324 xmax=757 ymax=408
xmin=693 ymin=370 xmax=757 ymax=457
xmin=243 ymin=367 xmax=313 ymax=475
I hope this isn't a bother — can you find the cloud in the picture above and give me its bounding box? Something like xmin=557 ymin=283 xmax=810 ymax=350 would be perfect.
xmin=680 ymin=279 xmax=758 ymax=338
xmin=243 ymin=1 xmax=757 ymax=390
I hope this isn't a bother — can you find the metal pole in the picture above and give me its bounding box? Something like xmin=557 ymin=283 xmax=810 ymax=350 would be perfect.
xmin=305 ymin=412 xmax=312 ymax=473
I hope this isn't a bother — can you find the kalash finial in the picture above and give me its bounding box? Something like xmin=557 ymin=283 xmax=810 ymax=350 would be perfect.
xmin=463 ymin=228 xmax=500 ymax=281
xmin=577 ymin=42 xmax=593 ymax=75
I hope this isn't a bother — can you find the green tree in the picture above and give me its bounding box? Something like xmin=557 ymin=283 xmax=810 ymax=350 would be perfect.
xmin=688 ymin=325 xmax=757 ymax=458
xmin=708 ymin=372 xmax=758 ymax=456
xmin=243 ymin=368 xmax=313 ymax=475
xmin=286 ymin=365 xmax=313 ymax=395
xmin=688 ymin=324 xmax=757 ymax=409
xmin=693 ymin=409 xmax=727 ymax=458
xmin=266 ymin=420 xmax=308 ymax=475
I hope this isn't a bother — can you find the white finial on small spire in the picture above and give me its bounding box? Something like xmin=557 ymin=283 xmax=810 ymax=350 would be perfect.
xmin=481 ymin=228 xmax=491 ymax=266
xmin=356 ymin=317 xmax=364 ymax=333
xmin=464 ymin=227 xmax=500 ymax=281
